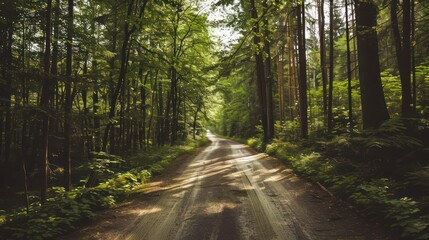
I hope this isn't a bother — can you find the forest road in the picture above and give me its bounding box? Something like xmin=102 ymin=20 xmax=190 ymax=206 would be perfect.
xmin=65 ymin=133 xmax=395 ymax=240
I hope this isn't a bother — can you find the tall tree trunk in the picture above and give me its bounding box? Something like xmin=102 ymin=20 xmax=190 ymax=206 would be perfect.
xmin=4 ymin=28 xmax=13 ymax=163
xmin=157 ymin=77 xmax=164 ymax=146
xmin=287 ymin=16 xmax=297 ymax=121
xmin=192 ymin=103 xmax=202 ymax=139
xmin=327 ymin=0 xmax=334 ymax=133
xmin=63 ymin=0 xmax=73 ymax=191
xmin=250 ymin=0 xmax=269 ymax=143
xmin=297 ymin=1 xmax=308 ymax=138
xmin=345 ymin=0 xmax=353 ymax=130
xmin=411 ymin=0 xmax=416 ymax=111
xmin=391 ymin=0 xmax=414 ymax=117
xmin=39 ymin=0 xmax=53 ymax=204
xmin=92 ymin=60 xmax=100 ymax=151
xmin=318 ymin=0 xmax=328 ymax=128
xmin=277 ymin=44 xmax=285 ymax=123
xmin=51 ymin=0 xmax=60 ymax=126
xmin=262 ymin=0 xmax=274 ymax=140
xmin=147 ymin=70 xmax=158 ymax=146
xmin=355 ymin=0 xmax=389 ymax=129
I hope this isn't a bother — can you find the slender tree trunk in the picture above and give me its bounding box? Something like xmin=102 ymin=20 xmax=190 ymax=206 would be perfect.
xmin=277 ymin=44 xmax=285 ymax=123
xmin=92 ymin=60 xmax=100 ymax=151
xmin=287 ymin=16 xmax=297 ymax=121
xmin=297 ymin=1 xmax=308 ymax=138
xmin=391 ymin=0 xmax=414 ymax=117
xmin=51 ymin=0 xmax=60 ymax=125
xmin=4 ymin=28 xmax=13 ymax=163
xmin=318 ymin=0 xmax=328 ymax=127
xmin=63 ymin=0 xmax=73 ymax=191
xmin=411 ymin=0 xmax=416 ymax=111
xmin=345 ymin=0 xmax=353 ymax=130
xmin=327 ymin=0 xmax=334 ymax=133
xmin=355 ymin=0 xmax=389 ymax=129
xmin=250 ymin=0 xmax=269 ymax=143
xmin=147 ymin=70 xmax=158 ymax=146
xmin=40 ymin=0 xmax=53 ymax=204
xmin=158 ymin=78 xmax=165 ymax=146
xmin=192 ymin=103 xmax=201 ymax=139
xmin=141 ymin=70 xmax=150 ymax=147
xmin=262 ymin=0 xmax=274 ymax=140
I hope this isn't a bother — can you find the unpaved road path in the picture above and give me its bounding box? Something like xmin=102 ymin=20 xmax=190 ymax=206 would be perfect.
xmin=65 ymin=133 xmax=395 ymax=240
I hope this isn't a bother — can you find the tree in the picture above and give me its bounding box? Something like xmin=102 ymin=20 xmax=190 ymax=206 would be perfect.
xmin=328 ymin=0 xmax=334 ymax=132
xmin=64 ymin=0 xmax=73 ymax=191
xmin=345 ymin=0 xmax=353 ymax=129
xmin=262 ymin=0 xmax=275 ymax=140
xmin=297 ymin=0 xmax=308 ymax=138
xmin=318 ymin=0 xmax=328 ymax=127
xmin=355 ymin=0 xmax=389 ymax=129
xmin=391 ymin=0 xmax=415 ymax=117
xmin=249 ymin=0 xmax=270 ymax=142
xmin=39 ymin=0 xmax=53 ymax=204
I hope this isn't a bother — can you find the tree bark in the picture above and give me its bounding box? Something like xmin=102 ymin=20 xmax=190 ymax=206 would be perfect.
xmin=391 ymin=0 xmax=414 ymax=117
xmin=355 ymin=0 xmax=389 ymax=129
xmin=63 ymin=0 xmax=73 ymax=191
xmin=345 ymin=0 xmax=353 ymax=130
xmin=318 ymin=0 xmax=328 ymax=128
xmin=250 ymin=0 xmax=269 ymax=143
xmin=297 ymin=1 xmax=308 ymax=138
xmin=327 ymin=0 xmax=334 ymax=133
xmin=39 ymin=0 xmax=53 ymax=204
xmin=262 ymin=0 xmax=274 ymax=140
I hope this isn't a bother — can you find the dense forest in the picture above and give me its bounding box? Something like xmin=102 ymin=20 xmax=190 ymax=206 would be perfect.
xmin=0 ymin=0 xmax=428 ymax=239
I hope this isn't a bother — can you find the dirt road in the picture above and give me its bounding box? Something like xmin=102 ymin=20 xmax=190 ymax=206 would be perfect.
xmin=65 ymin=133 xmax=394 ymax=240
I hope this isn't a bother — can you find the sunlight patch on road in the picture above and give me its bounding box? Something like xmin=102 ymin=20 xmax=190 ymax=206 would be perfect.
xmin=128 ymin=206 xmax=162 ymax=216
xmin=234 ymin=153 xmax=266 ymax=164
xmin=204 ymin=202 xmax=237 ymax=215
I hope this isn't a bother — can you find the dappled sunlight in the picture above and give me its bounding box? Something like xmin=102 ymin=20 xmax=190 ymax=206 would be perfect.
xmin=204 ymin=202 xmax=238 ymax=215
xmin=128 ymin=206 xmax=162 ymax=216
xmin=229 ymin=144 xmax=247 ymax=149
xmin=234 ymin=153 xmax=267 ymax=164
xmin=264 ymin=174 xmax=287 ymax=183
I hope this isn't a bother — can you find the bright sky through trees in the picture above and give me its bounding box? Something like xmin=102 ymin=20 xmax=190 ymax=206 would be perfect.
xmin=200 ymin=0 xmax=241 ymax=49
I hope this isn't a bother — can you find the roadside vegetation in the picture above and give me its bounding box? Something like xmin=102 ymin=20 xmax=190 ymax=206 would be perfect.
xmin=0 ymin=136 xmax=208 ymax=240
xmin=245 ymin=118 xmax=429 ymax=239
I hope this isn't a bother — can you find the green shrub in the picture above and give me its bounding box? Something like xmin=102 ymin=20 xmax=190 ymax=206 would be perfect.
xmin=247 ymin=137 xmax=264 ymax=152
xmin=2 ymin=187 xmax=95 ymax=240
xmin=350 ymin=179 xmax=429 ymax=239
xmin=265 ymin=142 xmax=279 ymax=155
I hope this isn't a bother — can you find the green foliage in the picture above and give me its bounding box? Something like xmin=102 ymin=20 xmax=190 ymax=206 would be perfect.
xmin=247 ymin=137 xmax=264 ymax=152
xmin=257 ymin=138 xmax=429 ymax=239
xmin=84 ymin=152 xmax=124 ymax=181
xmin=1 ymin=187 xmax=95 ymax=240
xmin=404 ymin=167 xmax=429 ymax=211
xmin=0 ymin=137 xmax=208 ymax=240
xmin=350 ymin=179 xmax=429 ymax=240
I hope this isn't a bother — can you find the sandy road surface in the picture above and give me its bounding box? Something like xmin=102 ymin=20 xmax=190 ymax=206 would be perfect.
xmin=65 ymin=133 xmax=394 ymax=240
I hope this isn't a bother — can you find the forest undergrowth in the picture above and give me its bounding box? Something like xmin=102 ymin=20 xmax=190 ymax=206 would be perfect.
xmin=0 ymin=136 xmax=209 ymax=240
xmin=246 ymin=118 xmax=429 ymax=240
